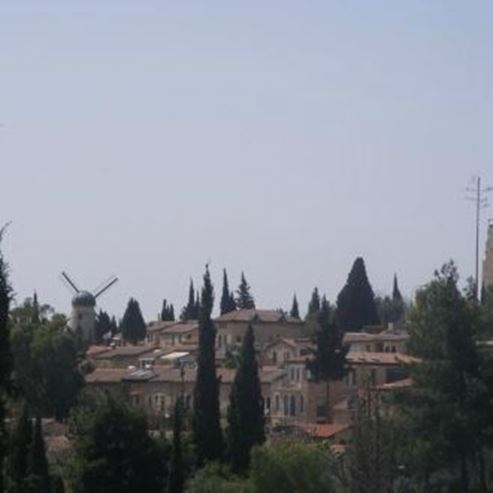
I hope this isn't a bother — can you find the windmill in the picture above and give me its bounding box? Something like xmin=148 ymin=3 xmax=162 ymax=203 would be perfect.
xmin=61 ymin=271 xmax=118 ymax=344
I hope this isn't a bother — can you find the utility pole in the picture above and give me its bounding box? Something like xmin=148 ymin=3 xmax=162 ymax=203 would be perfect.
xmin=466 ymin=176 xmax=492 ymax=300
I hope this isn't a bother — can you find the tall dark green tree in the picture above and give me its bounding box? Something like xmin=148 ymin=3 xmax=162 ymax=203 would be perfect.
xmin=400 ymin=262 xmax=490 ymax=491
xmin=167 ymin=398 xmax=184 ymax=493
xmin=161 ymin=299 xmax=175 ymax=322
xmin=306 ymin=287 xmax=321 ymax=319
xmin=180 ymin=280 xmax=199 ymax=320
xmin=236 ymin=272 xmax=255 ymax=310
xmin=7 ymin=403 xmax=32 ymax=492
xmin=69 ymin=395 xmax=168 ymax=493
xmin=0 ymin=227 xmax=12 ymax=493
xmin=220 ymin=269 xmax=236 ymax=315
xmin=290 ymin=294 xmax=300 ymax=319
xmin=336 ymin=257 xmax=379 ymax=331
xmin=192 ymin=266 xmax=223 ymax=464
xmin=26 ymin=416 xmax=51 ymax=493
xmin=227 ymin=324 xmax=265 ymax=473
xmin=94 ymin=310 xmax=112 ymax=344
xmin=306 ymin=297 xmax=348 ymax=421
xmin=376 ymin=275 xmax=405 ymax=326
xmin=120 ymin=298 xmax=146 ymax=344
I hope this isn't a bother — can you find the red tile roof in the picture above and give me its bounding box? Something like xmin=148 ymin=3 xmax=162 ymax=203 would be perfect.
xmin=298 ymin=422 xmax=351 ymax=439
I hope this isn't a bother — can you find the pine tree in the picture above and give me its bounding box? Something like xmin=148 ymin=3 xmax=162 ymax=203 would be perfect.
xmin=180 ymin=280 xmax=197 ymax=321
xmin=194 ymin=290 xmax=200 ymax=319
xmin=392 ymin=274 xmax=403 ymax=302
xmin=227 ymin=324 xmax=265 ymax=473
xmin=290 ymin=294 xmax=300 ymax=319
xmin=306 ymin=297 xmax=348 ymax=421
xmin=32 ymin=291 xmax=40 ymax=324
xmin=167 ymin=398 xmax=184 ymax=493
xmin=336 ymin=257 xmax=380 ymax=331
xmin=109 ymin=316 xmax=119 ymax=336
xmin=236 ymin=272 xmax=255 ymax=310
xmin=94 ymin=310 xmax=112 ymax=343
xmin=192 ymin=266 xmax=223 ymax=464
xmin=161 ymin=299 xmax=175 ymax=321
xmin=120 ymin=298 xmax=147 ymax=344
xmin=220 ymin=269 xmax=237 ymax=315
xmin=26 ymin=416 xmax=51 ymax=493
xmin=306 ymin=287 xmax=321 ymax=319
xmin=0 ymin=227 xmax=12 ymax=493
xmin=7 ymin=402 xmax=33 ymax=492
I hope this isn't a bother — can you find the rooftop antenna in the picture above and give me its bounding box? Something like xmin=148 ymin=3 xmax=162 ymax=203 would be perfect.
xmin=466 ymin=176 xmax=492 ymax=299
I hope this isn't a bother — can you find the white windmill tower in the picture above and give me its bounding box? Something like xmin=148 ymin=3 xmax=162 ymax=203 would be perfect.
xmin=61 ymin=272 xmax=118 ymax=344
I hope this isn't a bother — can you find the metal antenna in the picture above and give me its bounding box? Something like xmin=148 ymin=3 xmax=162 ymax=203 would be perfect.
xmin=61 ymin=271 xmax=80 ymax=293
xmin=94 ymin=276 xmax=119 ymax=299
xmin=466 ymin=176 xmax=493 ymax=299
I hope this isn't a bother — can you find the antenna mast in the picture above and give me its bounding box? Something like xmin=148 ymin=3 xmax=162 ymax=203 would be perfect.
xmin=466 ymin=176 xmax=492 ymax=299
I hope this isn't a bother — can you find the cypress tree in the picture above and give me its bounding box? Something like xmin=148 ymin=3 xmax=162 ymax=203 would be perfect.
xmin=109 ymin=316 xmax=119 ymax=336
xmin=192 ymin=266 xmax=223 ymax=464
xmin=236 ymin=272 xmax=255 ymax=310
xmin=7 ymin=402 xmax=33 ymax=492
xmin=220 ymin=269 xmax=237 ymax=315
xmin=161 ymin=299 xmax=175 ymax=321
xmin=306 ymin=287 xmax=321 ymax=319
xmin=121 ymin=298 xmax=147 ymax=344
xmin=336 ymin=257 xmax=380 ymax=331
xmin=94 ymin=310 xmax=112 ymax=343
xmin=306 ymin=297 xmax=348 ymax=421
xmin=0 ymin=227 xmax=12 ymax=493
xmin=227 ymin=324 xmax=265 ymax=473
xmin=32 ymin=291 xmax=40 ymax=324
xmin=392 ymin=274 xmax=403 ymax=302
xmin=26 ymin=416 xmax=51 ymax=493
xmin=290 ymin=294 xmax=300 ymax=319
xmin=194 ymin=290 xmax=200 ymax=319
xmin=180 ymin=280 xmax=196 ymax=321
xmin=167 ymin=398 xmax=184 ymax=493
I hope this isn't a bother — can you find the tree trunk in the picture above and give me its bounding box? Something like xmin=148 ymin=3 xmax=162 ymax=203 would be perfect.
xmin=326 ymin=380 xmax=331 ymax=423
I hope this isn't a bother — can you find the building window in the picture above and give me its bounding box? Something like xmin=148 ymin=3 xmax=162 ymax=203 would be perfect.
xmin=366 ymin=344 xmax=371 ymax=352
xmin=370 ymin=369 xmax=377 ymax=386
xmin=290 ymin=395 xmax=296 ymax=416
xmin=283 ymin=395 xmax=289 ymax=416
xmin=275 ymin=395 xmax=280 ymax=412
xmin=272 ymin=351 xmax=277 ymax=364
xmin=236 ymin=335 xmax=242 ymax=344
xmin=290 ymin=368 xmax=295 ymax=380
xmin=296 ymin=368 xmax=301 ymax=381
xmin=299 ymin=395 xmax=304 ymax=414
xmin=284 ymin=352 xmax=290 ymax=362
xmin=217 ymin=335 xmax=222 ymax=348
xmin=265 ymin=397 xmax=271 ymax=412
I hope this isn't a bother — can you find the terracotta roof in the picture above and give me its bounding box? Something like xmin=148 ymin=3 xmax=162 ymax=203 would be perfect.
xmin=147 ymin=321 xmax=181 ymax=333
xmin=86 ymin=368 xmax=128 ymax=383
xmin=161 ymin=323 xmax=198 ymax=334
xmin=215 ymin=309 xmax=301 ymax=324
xmin=86 ymin=345 xmax=112 ymax=357
xmin=344 ymin=332 xmax=408 ymax=343
xmin=347 ymin=352 xmax=419 ymax=365
xmin=298 ymin=422 xmax=351 ymax=439
xmin=265 ymin=337 xmax=313 ymax=350
xmin=92 ymin=345 xmax=156 ymax=359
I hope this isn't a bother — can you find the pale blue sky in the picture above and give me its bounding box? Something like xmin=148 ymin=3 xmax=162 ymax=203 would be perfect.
xmin=1 ymin=1 xmax=492 ymax=320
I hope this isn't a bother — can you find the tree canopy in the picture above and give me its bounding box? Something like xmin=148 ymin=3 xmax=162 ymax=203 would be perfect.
xmin=236 ymin=273 xmax=255 ymax=310
xmin=220 ymin=269 xmax=236 ymax=315
xmin=336 ymin=257 xmax=379 ymax=331
xmin=120 ymin=298 xmax=146 ymax=344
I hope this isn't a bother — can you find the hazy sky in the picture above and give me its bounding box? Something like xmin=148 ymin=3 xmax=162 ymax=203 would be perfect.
xmin=1 ymin=1 xmax=492 ymax=320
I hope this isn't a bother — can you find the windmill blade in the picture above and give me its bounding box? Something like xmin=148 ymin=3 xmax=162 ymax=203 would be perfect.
xmin=94 ymin=276 xmax=118 ymax=299
xmin=61 ymin=271 xmax=79 ymax=293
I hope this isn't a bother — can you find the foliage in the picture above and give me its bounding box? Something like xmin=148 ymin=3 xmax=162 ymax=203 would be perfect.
xmin=249 ymin=440 xmax=334 ymax=493
xmin=120 ymin=298 xmax=146 ymax=344
xmin=376 ymin=275 xmax=405 ymax=326
xmin=306 ymin=287 xmax=321 ymax=319
xmin=345 ymin=388 xmax=397 ymax=493
xmin=336 ymin=257 xmax=379 ymax=331
xmin=181 ymin=280 xmax=200 ymax=321
xmin=220 ymin=269 xmax=236 ymax=315
xmin=10 ymin=303 xmax=84 ymax=420
xmin=0 ymin=227 xmax=12 ymax=492
xmin=226 ymin=324 xmax=265 ymax=473
xmin=161 ymin=299 xmax=175 ymax=322
xmin=400 ymin=261 xmax=492 ymax=491
xmin=6 ymin=402 xmax=32 ymax=493
xmin=94 ymin=310 xmax=112 ymax=344
xmin=26 ymin=416 xmax=51 ymax=493
xmin=236 ymin=273 xmax=255 ymax=310
xmin=192 ymin=266 xmax=223 ymax=464
xmin=289 ymin=294 xmax=300 ymax=319
xmin=167 ymin=398 xmax=185 ymax=493
xmin=68 ymin=393 xmax=168 ymax=493
xmin=185 ymin=463 xmax=249 ymax=493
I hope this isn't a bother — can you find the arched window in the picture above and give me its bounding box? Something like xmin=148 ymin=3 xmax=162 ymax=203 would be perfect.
xmin=290 ymin=395 xmax=296 ymax=416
